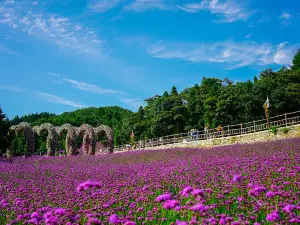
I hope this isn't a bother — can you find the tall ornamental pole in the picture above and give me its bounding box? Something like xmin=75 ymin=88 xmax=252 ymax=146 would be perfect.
xmin=263 ymin=96 xmax=270 ymax=128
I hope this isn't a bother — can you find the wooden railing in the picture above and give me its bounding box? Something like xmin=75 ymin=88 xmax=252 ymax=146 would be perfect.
xmin=114 ymin=111 xmax=300 ymax=152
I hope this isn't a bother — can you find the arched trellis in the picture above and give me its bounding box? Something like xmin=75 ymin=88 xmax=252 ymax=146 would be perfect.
xmin=8 ymin=122 xmax=35 ymax=156
xmin=36 ymin=123 xmax=59 ymax=156
xmin=58 ymin=124 xmax=77 ymax=156
xmin=77 ymin=124 xmax=96 ymax=155
xmin=7 ymin=123 xmax=114 ymax=156
xmin=94 ymin=125 xmax=114 ymax=154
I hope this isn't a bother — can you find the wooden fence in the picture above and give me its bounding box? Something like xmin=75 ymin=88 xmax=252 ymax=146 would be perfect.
xmin=114 ymin=111 xmax=300 ymax=152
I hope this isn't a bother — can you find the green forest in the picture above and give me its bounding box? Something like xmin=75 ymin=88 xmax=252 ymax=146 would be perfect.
xmin=1 ymin=50 xmax=300 ymax=155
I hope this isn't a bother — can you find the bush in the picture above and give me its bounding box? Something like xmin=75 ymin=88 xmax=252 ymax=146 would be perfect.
xmin=269 ymin=126 xmax=278 ymax=135
xmin=280 ymin=127 xmax=290 ymax=134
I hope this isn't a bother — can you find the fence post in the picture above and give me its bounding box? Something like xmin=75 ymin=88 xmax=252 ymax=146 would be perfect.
xmin=241 ymin=123 xmax=243 ymax=134
xmin=285 ymin=113 xmax=287 ymax=127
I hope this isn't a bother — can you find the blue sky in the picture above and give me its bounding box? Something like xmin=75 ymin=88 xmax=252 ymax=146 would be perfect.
xmin=0 ymin=0 xmax=299 ymax=119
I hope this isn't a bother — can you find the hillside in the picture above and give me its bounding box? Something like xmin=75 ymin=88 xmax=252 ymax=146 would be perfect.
xmin=2 ymin=50 xmax=300 ymax=155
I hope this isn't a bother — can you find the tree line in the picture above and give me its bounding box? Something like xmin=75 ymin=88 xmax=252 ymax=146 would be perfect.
xmin=1 ymin=50 xmax=300 ymax=155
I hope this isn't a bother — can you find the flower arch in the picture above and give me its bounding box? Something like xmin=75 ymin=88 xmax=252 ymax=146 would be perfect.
xmin=77 ymin=124 xmax=96 ymax=155
xmin=8 ymin=122 xmax=35 ymax=156
xmin=37 ymin=123 xmax=59 ymax=156
xmin=94 ymin=125 xmax=114 ymax=154
xmin=58 ymin=124 xmax=77 ymax=156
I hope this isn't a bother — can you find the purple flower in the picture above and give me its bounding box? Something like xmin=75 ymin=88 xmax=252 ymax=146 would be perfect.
xmin=174 ymin=206 xmax=181 ymax=211
xmin=278 ymin=167 xmax=286 ymax=172
xmin=266 ymin=191 xmax=276 ymax=198
xmin=176 ymin=220 xmax=188 ymax=225
xmin=248 ymin=186 xmax=266 ymax=197
xmin=124 ymin=221 xmax=136 ymax=225
xmin=266 ymin=210 xmax=280 ymax=222
xmin=282 ymin=204 xmax=296 ymax=213
xmin=155 ymin=193 xmax=172 ymax=202
xmin=162 ymin=200 xmax=180 ymax=210
xmin=190 ymin=203 xmax=209 ymax=212
xmin=54 ymin=208 xmax=66 ymax=216
xmin=76 ymin=180 xmax=102 ymax=192
xmin=290 ymin=218 xmax=300 ymax=223
xmin=191 ymin=189 xmax=205 ymax=197
xmin=87 ymin=217 xmax=101 ymax=225
xmin=31 ymin=212 xmax=39 ymax=218
xmin=109 ymin=214 xmax=120 ymax=224
xmin=233 ymin=174 xmax=243 ymax=182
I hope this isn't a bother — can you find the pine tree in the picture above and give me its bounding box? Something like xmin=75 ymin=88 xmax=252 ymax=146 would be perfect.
xmin=0 ymin=107 xmax=6 ymax=121
xmin=171 ymin=86 xmax=178 ymax=96
xmin=291 ymin=49 xmax=300 ymax=71
xmin=0 ymin=107 xmax=9 ymax=155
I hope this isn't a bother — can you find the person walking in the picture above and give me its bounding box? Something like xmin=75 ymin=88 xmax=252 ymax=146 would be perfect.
xmin=217 ymin=125 xmax=223 ymax=137
xmin=204 ymin=124 xmax=209 ymax=139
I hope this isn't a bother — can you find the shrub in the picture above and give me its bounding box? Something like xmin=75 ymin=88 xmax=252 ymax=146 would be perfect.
xmin=269 ymin=126 xmax=278 ymax=135
xmin=230 ymin=137 xmax=237 ymax=144
xmin=280 ymin=127 xmax=290 ymax=134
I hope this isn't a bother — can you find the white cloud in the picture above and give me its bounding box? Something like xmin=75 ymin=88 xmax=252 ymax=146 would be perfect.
xmin=177 ymin=0 xmax=252 ymax=22
xmin=88 ymin=0 xmax=124 ymax=12
xmin=279 ymin=12 xmax=292 ymax=20
xmin=63 ymin=78 xmax=120 ymax=94
xmin=0 ymin=1 xmax=103 ymax=56
xmin=48 ymin=72 xmax=123 ymax=95
xmin=245 ymin=33 xmax=252 ymax=39
xmin=5 ymin=0 xmax=14 ymax=5
xmin=124 ymin=0 xmax=169 ymax=12
xmin=145 ymin=40 xmax=299 ymax=68
xmin=35 ymin=92 xmax=87 ymax=108
xmin=0 ymin=85 xmax=26 ymax=92
xmin=273 ymin=42 xmax=295 ymax=65
xmin=119 ymin=98 xmax=144 ymax=110
xmin=0 ymin=43 xmax=21 ymax=56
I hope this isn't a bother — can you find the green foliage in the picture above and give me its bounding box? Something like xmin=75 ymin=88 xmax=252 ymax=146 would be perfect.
xmin=230 ymin=137 xmax=237 ymax=144
xmin=269 ymin=126 xmax=278 ymax=135
xmin=11 ymin=133 xmax=27 ymax=155
xmin=280 ymin=127 xmax=290 ymax=134
xmin=7 ymin=52 xmax=300 ymax=147
xmin=0 ymin=107 xmax=9 ymax=156
xmin=291 ymin=49 xmax=300 ymax=71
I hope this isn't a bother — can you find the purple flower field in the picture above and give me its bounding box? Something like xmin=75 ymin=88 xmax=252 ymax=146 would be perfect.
xmin=0 ymin=138 xmax=300 ymax=225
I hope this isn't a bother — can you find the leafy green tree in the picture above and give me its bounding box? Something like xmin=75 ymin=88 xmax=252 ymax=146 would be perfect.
xmin=7 ymin=51 xmax=300 ymax=147
xmin=291 ymin=49 xmax=300 ymax=71
xmin=0 ymin=107 xmax=9 ymax=155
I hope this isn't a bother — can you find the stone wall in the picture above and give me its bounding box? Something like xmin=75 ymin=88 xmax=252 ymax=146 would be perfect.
xmin=133 ymin=124 xmax=300 ymax=151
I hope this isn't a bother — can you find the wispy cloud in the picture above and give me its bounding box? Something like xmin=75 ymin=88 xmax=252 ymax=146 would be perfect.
xmin=0 ymin=84 xmax=26 ymax=92
xmin=273 ymin=42 xmax=295 ymax=65
xmin=119 ymin=97 xmax=144 ymax=109
xmin=279 ymin=12 xmax=292 ymax=26
xmin=88 ymin=0 xmax=125 ymax=12
xmin=279 ymin=12 xmax=292 ymax=20
xmin=145 ymin=39 xmax=299 ymax=68
xmin=0 ymin=83 xmax=86 ymax=108
xmin=177 ymin=0 xmax=252 ymax=23
xmin=0 ymin=43 xmax=21 ymax=56
xmin=245 ymin=33 xmax=252 ymax=39
xmin=35 ymin=92 xmax=87 ymax=108
xmin=49 ymin=72 xmax=123 ymax=95
xmin=124 ymin=0 xmax=170 ymax=12
xmin=0 ymin=1 xmax=103 ymax=56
